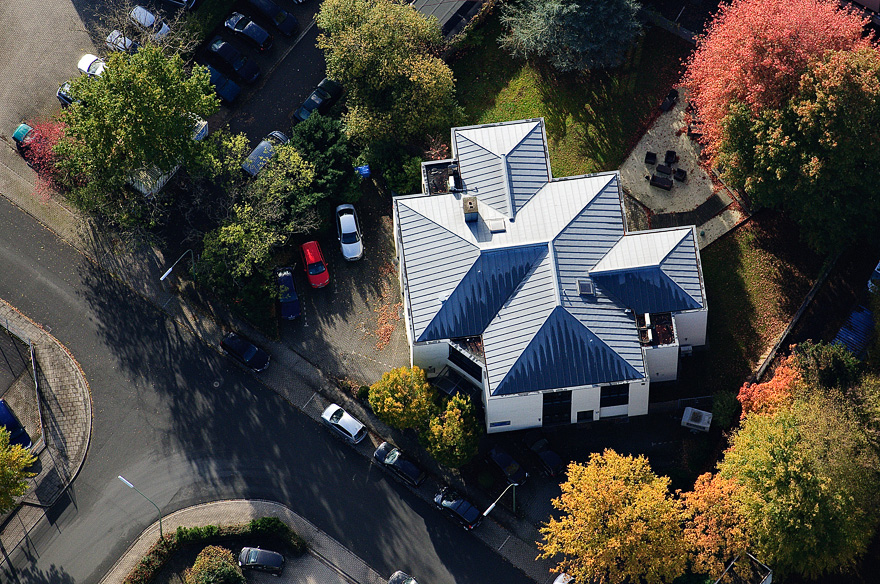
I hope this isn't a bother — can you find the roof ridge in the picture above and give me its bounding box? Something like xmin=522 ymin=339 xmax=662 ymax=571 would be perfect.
xmin=397 ymin=200 xmax=480 ymax=253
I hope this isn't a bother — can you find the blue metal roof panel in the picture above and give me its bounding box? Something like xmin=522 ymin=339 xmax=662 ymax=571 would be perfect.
xmin=419 ymin=244 xmax=547 ymax=341
xmin=590 ymin=267 xmax=702 ymax=314
xmin=455 ymin=135 xmax=509 ymax=215
xmin=492 ymin=306 xmax=642 ymax=396
xmin=396 ymin=202 xmax=480 ymax=340
xmin=659 ymin=228 xmax=704 ymax=308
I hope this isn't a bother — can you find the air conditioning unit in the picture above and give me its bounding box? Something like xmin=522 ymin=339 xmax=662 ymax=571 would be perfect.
xmin=682 ymin=407 xmax=712 ymax=432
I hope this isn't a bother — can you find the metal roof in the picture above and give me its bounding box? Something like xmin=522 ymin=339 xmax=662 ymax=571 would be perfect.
xmin=591 ymin=267 xmax=702 ymax=315
xmin=833 ymin=305 xmax=874 ymax=359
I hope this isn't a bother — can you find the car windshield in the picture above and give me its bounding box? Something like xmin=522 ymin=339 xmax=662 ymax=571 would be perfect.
xmin=234 ymin=56 xmax=247 ymax=69
xmin=242 ymin=345 xmax=258 ymax=361
xmin=329 ymin=409 xmax=343 ymax=423
xmin=247 ymin=549 xmax=259 ymax=563
xmin=273 ymin=12 xmax=285 ymax=25
xmin=385 ymin=449 xmax=400 ymax=464
xmin=307 ymin=261 xmax=326 ymax=276
xmin=341 ymin=230 xmax=359 ymax=244
xmin=504 ymin=461 xmax=520 ymax=476
xmin=236 ymin=20 xmax=248 ymax=32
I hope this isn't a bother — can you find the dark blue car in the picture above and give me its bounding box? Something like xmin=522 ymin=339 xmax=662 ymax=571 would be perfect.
xmin=275 ymin=267 xmax=301 ymax=320
xmin=206 ymin=64 xmax=241 ymax=104
xmin=208 ymin=37 xmax=260 ymax=84
xmin=0 ymin=399 xmax=32 ymax=450
xmin=245 ymin=0 xmax=298 ymax=36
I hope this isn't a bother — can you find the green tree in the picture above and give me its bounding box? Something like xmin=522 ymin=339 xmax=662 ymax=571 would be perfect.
xmin=246 ymin=144 xmax=318 ymax=230
xmin=288 ymin=114 xmax=359 ymax=203
xmin=538 ymin=450 xmax=688 ymax=584
xmin=718 ymin=392 xmax=880 ymax=578
xmin=0 ymin=427 xmax=37 ymax=513
xmin=369 ymin=366 xmax=437 ymax=431
xmin=500 ymin=0 xmax=642 ymax=72
xmin=184 ymin=546 xmax=245 ymax=584
xmin=719 ymin=47 xmax=880 ymax=252
xmin=426 ymin=394 xmax=481 ymax=468
xmin=55 ymin=44 xmax=217 ymax=228
xmin=316 ymin=0 xmax=458 ymax=144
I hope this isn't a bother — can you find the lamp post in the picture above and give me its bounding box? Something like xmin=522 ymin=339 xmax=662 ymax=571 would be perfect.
xmin=483 ymin=482 xmax=516 ymax=518
xmin=160 ymin=249 xmax=195 ymax=282
xmin=118 ymin=475 xmax=163 ymax=539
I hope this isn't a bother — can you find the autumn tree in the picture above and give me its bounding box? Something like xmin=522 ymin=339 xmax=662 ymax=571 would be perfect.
xmin=717 ymin=392 xmax=880 ymax=578
xmin=369 ymin=366 xmax=437 ymax=431
xmin=682 ymin=473 xmax=752 ymax=578
xmin=500 ymin=0 xmax=642 ymax=72
xmin=538 ymin=450 xmax=688 ymax=584
xmin=426 ymin=394 xmax=481 ymax=468
xmin=0 ymin=427 xmax=37 ymax=513
xmin=684 ymin=0 xmax=869 ymax=160
xmin=737 ymin=352 xmax=799 ymax=418
xmin=184 ymin=546 xmax=245 ymax=584
xmin=316 ymin=0 xmax=458 ymax=145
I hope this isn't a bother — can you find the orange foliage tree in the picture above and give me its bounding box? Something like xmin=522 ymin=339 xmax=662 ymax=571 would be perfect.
xmin=737 ymin=353 xmax=800 ymax=418
xmin=684 ymin=0 xmax=869 ymax=160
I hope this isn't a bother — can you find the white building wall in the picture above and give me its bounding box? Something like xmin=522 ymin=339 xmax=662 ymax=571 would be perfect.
xmin=645 ymin=344 xmax=679 ymax=382
xmin=674 ymin=309 xmax=707 ymax=347
xmin=570 ymin=386 xmax=601 ymax=422
xmin=412 ymin=341 xmax=451 ymax=375
xmin=485 ymin=393 xmax=544 ymax=433
xmin=627 ymin=380 xmax=649 ymax=416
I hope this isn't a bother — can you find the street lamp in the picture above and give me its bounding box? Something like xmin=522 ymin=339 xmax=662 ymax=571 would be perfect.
xmin=160 ymin=249 xmax=195 ymax=282
xmin=118 ymin=475 xmax=163 ymax=539
xmin=483 ymin=482 xmax=516 ymax=517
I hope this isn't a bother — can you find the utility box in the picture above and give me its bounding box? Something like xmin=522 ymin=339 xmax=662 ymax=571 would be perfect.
xmin=682 ymin=407 xmax=712 ymax=432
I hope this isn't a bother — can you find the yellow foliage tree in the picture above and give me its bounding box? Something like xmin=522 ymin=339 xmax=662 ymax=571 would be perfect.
xmin=369 ymin=366 xmax=436 ymax=431
xmin=0 ymin=426 xmax=36 ymax=513
xmin=538 ymin=450 xmax=688 ymax=584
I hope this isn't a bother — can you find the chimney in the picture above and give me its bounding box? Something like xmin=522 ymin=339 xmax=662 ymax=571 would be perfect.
xmin=463 ymin=196 xmax=479 ymax=223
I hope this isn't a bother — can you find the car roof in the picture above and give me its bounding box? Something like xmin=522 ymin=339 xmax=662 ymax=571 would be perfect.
xmin=129 ymin=5 xmax=155 ymax=27
xmin=338 ymin=212 xmax=357 ymax=233
xmin=301 ymin=241 xmax=322 ymax=263
xmin=0 ymin=400 xmax=21 ymax=430
xmin=243 ymin=133 xmax=286 ymax=175
xmin=252 ymin=548 xmax=283 ymax=566
xmin=13 ymin=124 xmax=34 ymax=143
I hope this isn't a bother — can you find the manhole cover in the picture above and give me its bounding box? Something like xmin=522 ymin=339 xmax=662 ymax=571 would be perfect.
xmin=213 ymin=381 xmax=220 ymax=388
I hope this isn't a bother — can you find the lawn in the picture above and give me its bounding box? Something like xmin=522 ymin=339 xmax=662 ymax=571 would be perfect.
xmin=451 ymin=15 xmax=693 ymax=177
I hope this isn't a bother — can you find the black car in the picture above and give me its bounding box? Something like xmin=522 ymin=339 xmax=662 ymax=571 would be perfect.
xmin=373 ymin=442 xmax=426 ymax=487
xmin=238 ymin=547 xmax=284 ymax=575
xmin=220 ymin=332 xmax=270 ymax=372
xmin=208 ymin=37 xmax=260 ymax=84
xmin=275 ymin=267 xmax=301 ymax=320
xmin=56 ymin=82 xmax=78 ymax=108
xmin=225 ymin=12 xmax=273 ymax=51
xmin=242 ymin=130 xmax=288 ymax=176
xmin=205 ymin=64 xmax=241 ymax=104
xmin=245 ymin=0 xmax=298 ymax=36
xmin=433 ymin=487 xmax=482 ymax=531
xmin=487 ymin=445 xmax=528 ymax=486
xmin=0 ymin=399 xmax=32 ymax=450
xmin=293 ymin=78 xmax=343 ymax=122
xmin=522 ymin=431 xmax=565 ymax=478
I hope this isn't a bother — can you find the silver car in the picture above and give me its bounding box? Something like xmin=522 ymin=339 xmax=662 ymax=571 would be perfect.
xmin=321 ymin=404 xmax=367 ymax=444
xmin=335 ymin=204 xmax=363 ymax=261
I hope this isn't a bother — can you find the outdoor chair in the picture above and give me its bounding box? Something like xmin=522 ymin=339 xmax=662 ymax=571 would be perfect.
xmin=665 ymin=150 xmax=678 ymax=165
xmin=674 ymin=168 xmax=688 ymax=182
xmin=650 ymin=175 xmax=673 ymax=191
xmin=656 ymin=164 xmax=673 ymax=176
xmin=644 ymin=151 xmax=657 ymax=165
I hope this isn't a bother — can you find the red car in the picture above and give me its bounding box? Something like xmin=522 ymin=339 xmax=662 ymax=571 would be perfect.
xmin=300 ymin=241 xmax=329 ymax=288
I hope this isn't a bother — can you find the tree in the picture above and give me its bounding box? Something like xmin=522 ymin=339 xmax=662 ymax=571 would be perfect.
xmin=288 ymin=114 xmax=359 ymax=203
xmin=792 ymin=340 xmax=862 ymax=393
xmin=316 ymin=0 xmax=458 ymax=144
xmin=184 ymin=546 xmax=245 ymax=584
xmin=718 ymin=47 xmax=880 ymax=251
xmin=538 ymin=450 xmax=688 ymax=584
xmin=684 ymin=0 xmax=869 ymax=160
xmin=0 ymin=427 xmax=37 ymax=513
xmin=426 ymin=394 xmax=481 ymax=468
xmin=368 ymin=366 xmax=437 ymax=431
xmin=682 ymin=473 xmax=752 ymax=578
xmin=246 ymin=144 xmax=319 ymax=230
xmin=737 ymin=352 xmax=799 ymax=418
xmin=55 ymin=44 xmax=217 ymax=228
xmin=500 ymin=0 xmax=642 ymax=72
xmin=717 ymin=393 xmax=880 ymax=578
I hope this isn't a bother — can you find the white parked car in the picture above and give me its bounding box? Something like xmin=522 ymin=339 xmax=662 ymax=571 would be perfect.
xmin=106 ymin=30 xmax=140 ymax=53
xmin=335 ymin=204 xmax=363 ymax=261
xmin=77 ymin=54 xmax=106 ymax=77
xmin=321 ymin=404 xmax=367 ymax=444
xmin=869 ymin=260 xmax=880 ymax=293
xmin=129 ymin=6 xmax=171 ymax=40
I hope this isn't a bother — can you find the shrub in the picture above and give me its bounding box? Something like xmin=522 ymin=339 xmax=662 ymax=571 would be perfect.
xmin=184 ymin=546 xmax=244 ymax=584
xmin=369 ymin=366 xmax=437 ymax=431
xmin=711 ymin=391 xmax=739 ymax=429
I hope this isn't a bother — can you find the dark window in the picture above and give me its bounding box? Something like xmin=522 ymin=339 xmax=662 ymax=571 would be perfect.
xmin=600 ymin=384 xmax=628 ymax=408
xmin=577 ymin=410 xmax=594 ymax=423
xmin=489 ymin=421 xmax=510 ymax=428
xmin=543 ymin=391 xmax=571 ymax=427
xmin=448 ymin=344 xmax=482 ymax=382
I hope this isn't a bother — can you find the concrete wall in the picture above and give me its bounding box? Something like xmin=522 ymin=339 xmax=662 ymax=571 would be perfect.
xmin=627 ymin=380 xmax=650 ymax=416
xmin=645 ymin=344 xmax=679 ymax=382
xmin=485 ymin=392 xmax=544 ymax=433
xmin=411 ymin=341 xmax=451 ymax=375
xmin=674 ymin=309 xmax=707 ymax=347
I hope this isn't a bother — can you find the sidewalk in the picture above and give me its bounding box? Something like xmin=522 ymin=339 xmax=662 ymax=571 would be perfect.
xmin=98 ymin=500 xmax=386 ymax=584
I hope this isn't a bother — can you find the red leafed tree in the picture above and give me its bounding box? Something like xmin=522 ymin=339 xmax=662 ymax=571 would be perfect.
xmin=684 ymin=0 xmax=870 ymax=159
xmin=23 ymin=119 xmax=67 ymax=202
xmin=737 ymin=353 xmax=800 ymax=418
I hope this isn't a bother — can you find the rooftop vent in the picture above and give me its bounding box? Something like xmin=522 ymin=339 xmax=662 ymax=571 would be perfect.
xmin=577 ymin=279 xmax=594 ymax=296
xmin=463 ymin=196 xmax=479 ymax=223
xmin=681 ymin=407 xmax=712 ymax=432
xmin=486 ymin=218 xmax=506 ymax=233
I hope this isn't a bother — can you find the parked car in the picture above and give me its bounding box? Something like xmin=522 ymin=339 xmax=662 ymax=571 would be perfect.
xmin=487 ymin=445 xmax=528 ymax=486
xmin=220 ymin=332 xmax=270 ymax=372
xmin=373 ymin=442 xmax=426 ymax=487
xmin=321 ymin=404 xmax=367 ymax=444
xmin=275 ymin=267 xmax=301 ymax=320
xmin=238 ymin=547 xmax=284 ymax=575
xmin=869 ymin=259 xmax=880 ymax=293
xmin=245 ymin=0 xmax=298 ymax=36
xmin=208 ymin=36 xmax=260 ymax=84
xmin=552 ymin=574 xmax=574 ymax=584
xmin=77 ymin=54 xmax=106 ymax=77
xmin=225 ymin=12 xmax=273 ymax=51
xmin=335 ymin=204 xmax=363 ymax=261
xmin=300 ymin=241 xmax=329 ymax=288
xmin=433 ymin=487 xmax=482 ymax=530
xmin=522 ymin=431 xmax=565 ymax=477
xmin=12 ymin=123 xmax=36 ymax=165
xmin=56 ymin=82 xmax=78 ymax=107
xmin=205 ymin=64 xmax=241 ymax=104
xmin=160 ymin=0 xmax=198 ymax=9
xmin=241 ymin=131 xmax=288 ymax=176
xmin=105 ymin=30 xmax=140 ymax=53
xmin=388 ymin=571 xmax=419 ymax=584
xmin=292 ymin=78 xmax=343 ymax=122
xmin=0 ymin=399 xmax=32 ymax=450
xmin=129 ymin=5 xmax=171 ymax=40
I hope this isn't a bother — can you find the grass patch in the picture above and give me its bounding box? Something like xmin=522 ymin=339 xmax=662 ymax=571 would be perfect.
xmin=451 ymin=15 xmax=692 ymax=176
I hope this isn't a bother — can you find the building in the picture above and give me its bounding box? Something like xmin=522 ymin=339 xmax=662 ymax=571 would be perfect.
xmin=392 ymin=119 xmax=707 ymax=433
xmin=410 ymin=0 xmax=484 ymax=38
